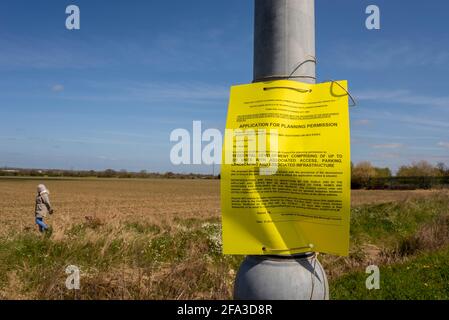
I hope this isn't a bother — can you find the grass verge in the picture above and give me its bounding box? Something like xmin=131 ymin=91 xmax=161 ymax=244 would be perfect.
xmin=331 ymin=246 xmax=449 ymax=300
xmin=0 ymin=192 xmax=448 ymax=299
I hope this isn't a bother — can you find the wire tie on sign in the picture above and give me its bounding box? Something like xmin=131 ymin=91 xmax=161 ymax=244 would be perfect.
xmin=263 ymin=80 xmax=357 ymax=107
xmin=263 ymin=86 xmax=312 ymax=93
xmin=288 ymin=56 xmax=318 ymax=79
xmin=262 ymin=243 xmax=314 ymax=253
xmin=257 ymin=56 xmax=357 ymax=108
xmin=322 ymin=79 xmax=357 ymax=108
xmin=254 ymin=55 xmax=318 ymax=83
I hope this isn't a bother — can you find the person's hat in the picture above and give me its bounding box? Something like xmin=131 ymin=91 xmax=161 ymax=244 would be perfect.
xmin=37 ymin=184 xmax=49 ymax=194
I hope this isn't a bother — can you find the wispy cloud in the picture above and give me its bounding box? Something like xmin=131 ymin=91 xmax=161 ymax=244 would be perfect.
xmin=124 ymin=82 xmax=229 ymax=103
xmin=352 ymin=132 xmax=440 ymax=141
xmin=399 ymin=116 xmax=449 ymax=130
xmin=352 ymin=109 xmax=449 ymax=134
xmin=95 ymin=155 xmax=117 ymax=161
xmin=51 ymin=84 xmax=64 ymax=92
xmin=2 ymin=77 xmax=230 ymax=108
xmin=0 ymin=35 xmax=115 ymax=69
xmin=438 ymin=142 xmax=449 ymax=149
xmin=355 ymin=89 xmax=449 ymax=108
xmin=0 ymin=22 xmax=249 ymax=72
xmin=333 ymin=40 xmax=449 ymax=70
xmin=353 ymin=119 xmax=371 ymax=126
xmin=53 ymin=80 xmax=230 ymax=106
xmin=0 ymin=135 xmax=157 ymax=147
xmin=372 ymin=143 xmax=403 ymax=149
xmin=372 ymin=152 xmax=402 ymax=159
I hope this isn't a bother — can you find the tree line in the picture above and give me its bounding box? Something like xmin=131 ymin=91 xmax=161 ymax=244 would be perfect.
xmin=0 ymin=168 xmax=219 ymax=180
xmin=2 ymin=161 xmax=449 ymax=190
xmin=352 ymin=161 xmax=449 ymax=190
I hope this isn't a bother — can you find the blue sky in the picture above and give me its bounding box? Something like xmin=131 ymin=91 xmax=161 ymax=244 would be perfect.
xmin=1 ymin=0 xmax=448 ymax=174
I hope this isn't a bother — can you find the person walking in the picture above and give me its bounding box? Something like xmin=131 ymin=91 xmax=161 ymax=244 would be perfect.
xmin=35 ymin=184 xmax=54 ymax=233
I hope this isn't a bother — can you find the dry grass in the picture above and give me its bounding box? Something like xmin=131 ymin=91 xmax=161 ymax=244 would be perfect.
xmin=321 ymin=215 xmax=449 ymax=280
xmin=0 ymin=178 xmax=220 ymax=238
xmin=0 ymin=177 xmax=447 ymax=300
xmin=0 ymin=178 xmax=441 ymax=238
xmin=322 ymin=192 xmax=449 ymax=280
xmin=350 ymin=189 xmax=440 ymax=207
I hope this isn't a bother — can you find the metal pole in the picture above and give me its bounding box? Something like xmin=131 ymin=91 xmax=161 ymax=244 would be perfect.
xmin=233 ymin=0 xmax=329 ymax=300
xmin=253 ymin=0 xmax=316 ymax=83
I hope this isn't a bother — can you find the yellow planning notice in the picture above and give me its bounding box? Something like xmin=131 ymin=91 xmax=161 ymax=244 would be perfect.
xmin=221 ymin=80 xmax=351 ymax=256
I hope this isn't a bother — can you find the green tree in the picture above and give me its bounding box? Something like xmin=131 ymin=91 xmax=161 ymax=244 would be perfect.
xmin=374 ymin=167 xmax=392 ymax=178
xmin=397 ymin=161 xmax=439 ymax=177
xmin=352 ymin=161 xmax=376 ymax=185
xmin=436 ymin=162 xmax=447 ymax=177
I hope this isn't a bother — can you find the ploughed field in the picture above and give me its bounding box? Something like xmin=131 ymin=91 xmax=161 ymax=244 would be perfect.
xmin=1 ymin=178 xmax=220 ymax=238
xmin=0 ymin=177 xmax=448 ymax=299
xmin=0 ymin=178 xmax=437 ymax=236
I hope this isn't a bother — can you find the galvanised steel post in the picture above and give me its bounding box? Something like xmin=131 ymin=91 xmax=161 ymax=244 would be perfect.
xmin=234 ymin=0 xmax=329 ymax=300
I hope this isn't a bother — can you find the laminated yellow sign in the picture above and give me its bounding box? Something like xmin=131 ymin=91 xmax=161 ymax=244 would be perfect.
xmin=221 ymin=80 xmax=351 ymax=256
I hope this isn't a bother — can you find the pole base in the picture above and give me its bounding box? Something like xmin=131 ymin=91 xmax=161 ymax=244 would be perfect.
xmin=234 ymin=254 xmax=329 ymax=300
